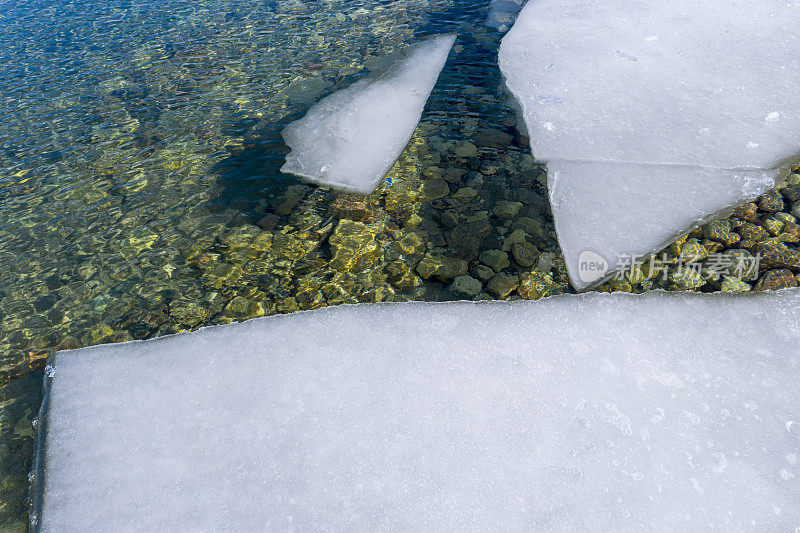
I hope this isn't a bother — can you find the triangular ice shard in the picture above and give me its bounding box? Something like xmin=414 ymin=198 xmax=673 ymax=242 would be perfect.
xmin=547 ymin=160 xmax=785 ymax=289
xmin=281 ymin=34 xmax=456 ymax=194
xmin=35 ymin=291 xmax=800 ymax=530
xmin=499 ymin=0 xmax=800 ymax=288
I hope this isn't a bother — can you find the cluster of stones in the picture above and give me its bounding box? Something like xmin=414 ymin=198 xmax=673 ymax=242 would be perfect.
xmin=176 ymin=123 xmax=569 ymax=335
xmin=598 ymin=172 xmax=800 ymax=293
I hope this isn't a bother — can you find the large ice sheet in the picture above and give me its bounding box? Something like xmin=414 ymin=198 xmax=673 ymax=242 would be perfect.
xmin=36 ymin=290 xmax=800 ymax=531
xmin=281 ymin=34 xmax=455 ymax=194
xmin=499 ymin=0 xmax=800 ymax=289
xmin=499 ymin=0 xmax=800 ymax=168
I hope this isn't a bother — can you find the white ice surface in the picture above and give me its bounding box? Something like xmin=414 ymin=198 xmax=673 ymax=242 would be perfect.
xmin=280 ymin=34 xmax=455 ymax=194
xmin=547 ymin=161 xmax=785 ymax=288
xmin=38 ymin=290 xmax=800 ymax=531
xmin=499 ymin=0 xmax=800 ymax=168
xmin=499 ymin=0 xmax=800 ymax=290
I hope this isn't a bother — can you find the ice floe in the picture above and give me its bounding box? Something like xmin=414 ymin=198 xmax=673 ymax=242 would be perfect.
xmin=499 ymin=0 xmax=800 ymax=289
xmin=281 ymin=34 xmax=455 ymax=194
xmin=35 ymin=290 xmax=800 ymax=530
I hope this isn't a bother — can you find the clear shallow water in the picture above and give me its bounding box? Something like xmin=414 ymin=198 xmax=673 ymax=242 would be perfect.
xmin=0 ymin=0 xmax=553 ymax=379
xmin=0 ymin=0 xmax=561 ymax=525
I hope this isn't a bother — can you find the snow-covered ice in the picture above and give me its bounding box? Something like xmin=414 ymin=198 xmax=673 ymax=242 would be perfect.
xmin=500 ymin=0 xmax=800 ymax=168
xmin=35 ymin=290 xmax=800 ymax=531
xmin=499 ymin=0 xmax=800 ymax=289
xmin=281 ymin=34 xmax=455 ymax=194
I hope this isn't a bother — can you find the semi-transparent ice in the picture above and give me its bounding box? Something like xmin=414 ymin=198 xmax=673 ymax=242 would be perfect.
xmin=499 ymin=0 xmax=800 ymax=289
xmin=281 ymin=34 xmax=455 ymax=194
xmin=37 ymin=290 xmax=800 ymax=531
xmin=547 ymin=161 xmax=784 ymax=287
xmin=485 ymin=0 xmax=524 ymax=33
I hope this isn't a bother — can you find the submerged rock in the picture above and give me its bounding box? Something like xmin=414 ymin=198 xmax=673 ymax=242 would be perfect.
xmin=168 ymin=300 xmax=210 ymax=327
xmin=449 ymin=274 xmax=483 ymax=296
xmin=328 ymin=220 xmax=382 ymax=272
xmin=755 ymin=269 xmax=798 ymax=291
xmin=702 ymin=220 xmax=738 ymax=246
xmin=416 ymin=254 xmax=468 ymax=282
xmin=222 ymin=296 xmax=266 ymax=321
xmin=511 ymin=242 xmax=537 ymax=267
xmin=721 ymin=277 xmax=752 ymax=293
xmin=492 ymin=200 xmax=522 ymax=219
xmin=487 ymin=272 xmax=519 ymax=298
xmin=757 ymin=242 xmax=800 ymax=271
xmin=758 ymin=190 xmax=785 ymax=212
xmin=421 ymin=179 xmax=450 ymax=200
xmin=480 ymin=249 xmax=510 ymax=272
xmin=518 ymin=271 xmax=559 ymax=300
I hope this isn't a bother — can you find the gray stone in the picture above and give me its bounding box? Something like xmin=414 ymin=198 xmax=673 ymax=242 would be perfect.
xmin=452 ymin=187 xmax=478 ymax=199
xmin=421 ymin=179 xmax=450 ymax=200
xmin=449 ymin=275 xmax=483 ymax=296
xmin=274 ymin=184 xmax=309 ymax=215
xmin=440 ymin=210 xmax=459 ymax=228
xmin=444 ymin=167 xmax=464 ymax=184
xmin=473 ymin=127 xmax=513 ymax=149
xmin=782 ymin=183 xmax=800 ymax=202
xmin=512 ymin=217 xmax=543 ymax=237
xmin=512 ymin=242 xmax=538 ymax=268
xmin=465 ymin=172 xmax=484 ymax=188
xmin=480 ymin=249 xmax=510 ymax=272
xmin=446 ymin=220 xmax=492 ymax=260
xmin=721 ymin=277 xmax=751 ymax=292
xmin=792 ymin=201 xmax=800 ymax=220
xmin=471 ymin=264 xmax=495 ymax=282
xmin=480 ymin=160 xmax=502 ymax=176
xmin=472 ymin=292 xmax=494 ymax=301
xmin=453 ymin=141 xmax=478 ymax=158
xmin=328 ymin=220 xmax=381 ymax=272
xmin=487 ymin=272 xmax=520 ymax=298
xmin=416 ymin=254 xmax=468 ymax=282
xmin=493 ymin=200 xmax=523 ymax=219
xmin=501 ymin=229 xmax=528 ymax=252
xmin=702 ymin=220 xmax=738 ymax=245
xmin=679 ymin=239 xmax=708 ymax=263
xmin=758 ymin=189 xmax=784 ymax=212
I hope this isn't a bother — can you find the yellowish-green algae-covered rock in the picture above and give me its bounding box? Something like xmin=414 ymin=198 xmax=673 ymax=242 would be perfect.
xmin=416 ymin=254 xmax=468 ymax=282
xmin=328 ymin=220 xmax=382 ymax=272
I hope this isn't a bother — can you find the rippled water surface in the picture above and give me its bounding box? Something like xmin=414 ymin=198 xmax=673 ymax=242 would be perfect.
xmin=1 ymin=0 xmax=564 ymax=526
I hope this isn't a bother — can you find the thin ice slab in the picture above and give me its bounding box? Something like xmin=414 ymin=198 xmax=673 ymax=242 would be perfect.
xmin=547 ymin=161 xmax=785 ymax=287
xmin=499 ymin=0 xmax=800 ymax=289
xmin=35 ymin=290 xmax=800 ymax=531
xmin=280 ymin=34 xmax=455 ymax=194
